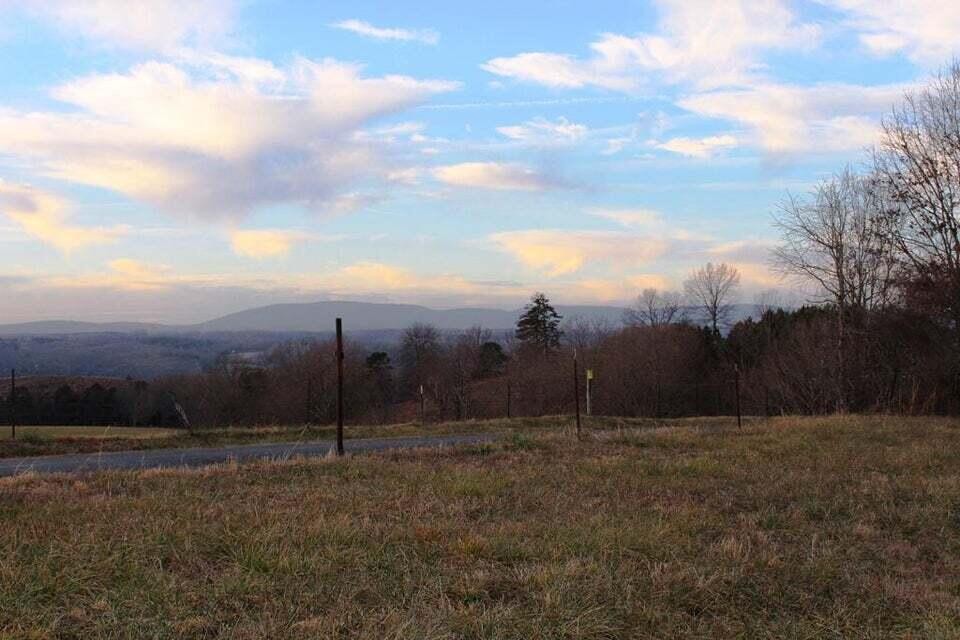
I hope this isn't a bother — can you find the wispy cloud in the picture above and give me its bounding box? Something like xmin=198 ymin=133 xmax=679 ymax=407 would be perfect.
xmin=18 ymin=0 xmax=237 ymax=52
xmin=655 ymin=134 xmax=738 ymax=158
xmin=331 ymin=19 xmax=438 ymax=45
xmin=483 ymin=0 xmax=820 ymax=91
xmin=433 ymin=162 xmax=556 ymax=191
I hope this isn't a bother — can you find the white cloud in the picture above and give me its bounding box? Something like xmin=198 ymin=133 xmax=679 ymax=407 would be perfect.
xmin=655 ymin=134 xmax=738 ymax=158
xmin=433 ymin=162 xmax=554 ymax=191
xmin=496 ymin=117 xmax=588 ymax=145
xmin=20 ymin=0 xmax=236 ymax=52
xmin=0 ymin=181 xmax=126 ymax=253
xmin=678 ymin=83 xmax=909 ymax=154
xmin=331 ymin=19 xmax=438 ymax=45
xmin=483 ymin=0 xmax=820 ymax=91
xmin=0 ymin=57 xmax=458 ymax=220
xmin=823 ymin=0 xmax=960 ymax=62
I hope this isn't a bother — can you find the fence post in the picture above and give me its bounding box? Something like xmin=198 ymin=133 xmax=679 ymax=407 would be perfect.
xmin=335 ymin=318 xmax=344 ymax=456
xmin=419 ymin=385 xmax=425 ymax=423
xmin=734 ymin=364 xmax=742 ymax=429
xmin=573 ymin=351 xmax=582 ymax=439
xmin=586 ymin=369 xmax=593 ymax=416
xmin=9 ymin=369 xmax=15 ymax=441
xmin=506 ymin=380 xmax=512 ymax=419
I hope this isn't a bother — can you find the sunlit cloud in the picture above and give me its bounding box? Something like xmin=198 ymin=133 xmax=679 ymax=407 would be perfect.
xmin=0 ymin=57 xmax=458 ymax=220
xmin=490 ymin=229 xmax=669 ymax=276
xmin=0 ymin=181 xmax=126 ymax=253
xmin=229 ymin=230 xmax=306 ymax=259
xmin=433 ymin=162 xmax=555 ymax=191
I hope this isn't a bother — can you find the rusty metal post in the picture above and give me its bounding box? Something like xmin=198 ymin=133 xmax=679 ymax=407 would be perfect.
xmin=573 ymin=351 xmax=582 ymax=439
xmin=335 ymin=318 xmax=344 ymax=456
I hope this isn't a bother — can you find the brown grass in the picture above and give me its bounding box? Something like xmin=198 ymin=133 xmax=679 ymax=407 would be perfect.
xmin=2 ymin=415 xmax=959 ymax=638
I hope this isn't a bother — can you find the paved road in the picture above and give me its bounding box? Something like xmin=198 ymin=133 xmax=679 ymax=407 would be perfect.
xmin=0 ymin=433 xmax=497 ymax=477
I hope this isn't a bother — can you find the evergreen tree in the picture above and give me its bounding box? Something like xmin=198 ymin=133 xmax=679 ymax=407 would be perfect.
xmin=515 ymin=292 xmax=563 ymax=354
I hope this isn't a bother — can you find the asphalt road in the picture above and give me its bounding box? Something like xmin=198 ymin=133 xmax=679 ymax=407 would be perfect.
xmin=0 ymin=433 xmax=498 ymax=477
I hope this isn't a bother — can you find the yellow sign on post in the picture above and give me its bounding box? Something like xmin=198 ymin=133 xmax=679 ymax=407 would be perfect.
xmin=586 ymin=369 xmax=594 ymax=380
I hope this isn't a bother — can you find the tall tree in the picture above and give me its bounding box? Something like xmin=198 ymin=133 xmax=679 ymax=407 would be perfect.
xmin=874 ymin=61 xmax=960 ymax=331
xmin=773 ymin=167 xmax=897 ymax=410
xmin=516 ymin=292 xmax=563 ymax=354
xmin=684 ymin=263 xmax=741 ymax=335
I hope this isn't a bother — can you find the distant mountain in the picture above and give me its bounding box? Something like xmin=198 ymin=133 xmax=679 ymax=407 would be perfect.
xmin=0 ymin=320 xmax=166 ymax=336
xmin=0 ymin=300 xmax=762 ymax=337
xmin=195 ymin=301 xmax=632 ymax=333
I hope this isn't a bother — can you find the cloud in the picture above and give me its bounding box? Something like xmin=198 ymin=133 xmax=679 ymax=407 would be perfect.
xmin=490 ymin=229 xmax=669 ymax=276
xmin=19 ymin=0 xmax=236 ymax=52
xmin=230 ymin=230 xmax=306 ymax=259
xmin=331 ymin=19 xmax=438 ymax=45
xmin=0 ymin=181 xmax=125 ymax=252
xmin=822 ymin=0 xmax=960 ymax=62
xmin=655 ymin=134 xmax=738 ymax=158
xmin=678 ymin=83 xmax=909 ymax=154
xmin=482 ymin=0 xmax=819 ymax=91
xmin=496 ymin=117 xmax=588 ymax=145
xmin=588 ymin=208 xmax=663 ymax=227
xmin=433 ymin=162 xmax=554 ymax=191
xmin=0 ymin=57 xmax=458 ymax=221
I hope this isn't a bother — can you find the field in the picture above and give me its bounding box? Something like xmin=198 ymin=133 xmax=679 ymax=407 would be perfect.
xmin=0 ymin=426 xmax=178 ymax=440
xmin=0 ymin=416 xmax=673 ymax=459
xmin=2 ymin=415 xmax=959 ymax=638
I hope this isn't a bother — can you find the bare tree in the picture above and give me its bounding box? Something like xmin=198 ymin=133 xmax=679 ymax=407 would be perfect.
xmin=772 ymin=167 xmax=897 ymax=410
xmin=773 ymin=167 xmax=896 ymax=313
xmin=874 ymin=61 xmax=960 ymax=329
xmin=684 ymin=263 xmax=741 ymax=335
xmin=624 ymin=288 xmax=686 ymax=327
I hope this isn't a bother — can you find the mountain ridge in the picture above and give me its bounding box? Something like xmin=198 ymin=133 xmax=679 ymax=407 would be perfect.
xmin=0 ymin=299 xmax=762 ymax=336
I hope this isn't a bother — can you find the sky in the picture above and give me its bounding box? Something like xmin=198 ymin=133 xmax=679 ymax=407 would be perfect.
xmin=0 ymin=0 xmax=955 ymax=323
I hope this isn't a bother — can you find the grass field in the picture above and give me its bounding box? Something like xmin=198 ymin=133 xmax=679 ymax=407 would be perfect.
xmin=0 ymin=426 xmax=178 ymax=440
xmin=2 ymin=415 xmax=959 ymax=638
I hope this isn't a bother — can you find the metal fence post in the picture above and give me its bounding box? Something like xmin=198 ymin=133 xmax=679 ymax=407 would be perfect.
xmin=573 ymin=351 xmax=582 ymax=439
xmin=734 ymin=364 xmax=742 ymax=429
xmin=335 ymin=318 xmax=344 ymax=456
xmin=9 ymin=369 xmax=15 ymax=441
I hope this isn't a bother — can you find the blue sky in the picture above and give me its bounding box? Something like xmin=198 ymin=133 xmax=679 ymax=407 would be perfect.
xmin=0 ymin=0 xmax=956 ymax=323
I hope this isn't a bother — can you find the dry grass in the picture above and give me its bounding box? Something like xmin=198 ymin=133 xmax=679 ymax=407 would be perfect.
xmin=0 ymin=415 xmax=688 ymax=459
xmin=0 ymin=426 xmax=178 ymax=441
xmin=2 ymin=415 xmax=959 ymax=638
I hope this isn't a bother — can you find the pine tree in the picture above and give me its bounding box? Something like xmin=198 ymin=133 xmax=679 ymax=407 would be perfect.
xmin=515 ymin=292 xmax=563 ymax=354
